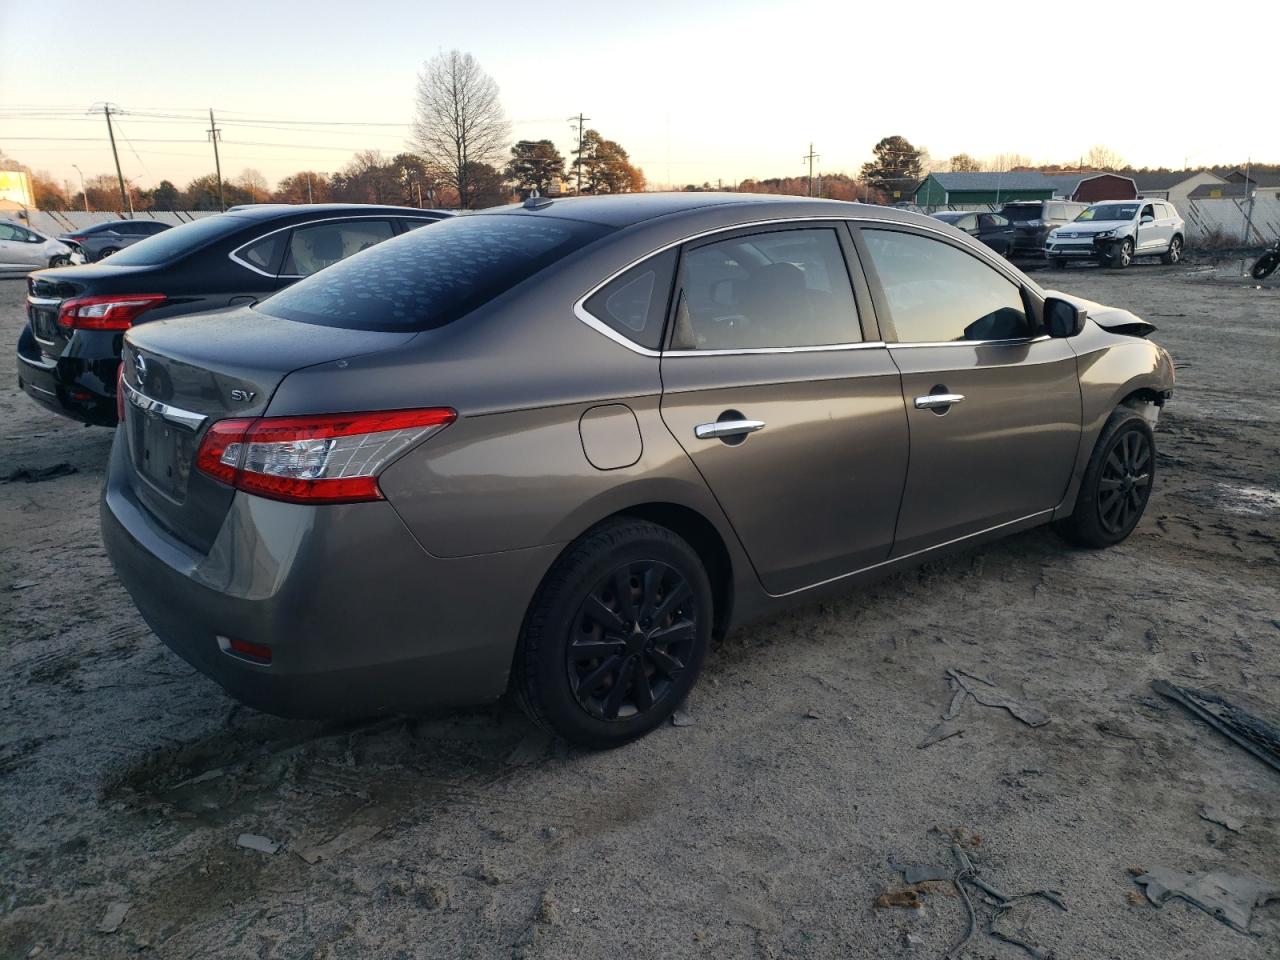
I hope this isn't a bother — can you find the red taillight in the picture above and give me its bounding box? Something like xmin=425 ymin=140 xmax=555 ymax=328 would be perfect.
xmin=194 ymin=408 xmax=456 ymax=504
xmin=58 ymin=294 xmax=166 ymax=331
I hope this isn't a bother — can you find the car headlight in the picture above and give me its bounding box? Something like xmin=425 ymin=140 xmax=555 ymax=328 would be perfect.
xmin=1046 ymin=230 xmax=1058 ymax=240
xmin=1094 ymin=229 xmax=1116 ymax=240
xmin=1026 ymin=219 xmax=1043 ymax=227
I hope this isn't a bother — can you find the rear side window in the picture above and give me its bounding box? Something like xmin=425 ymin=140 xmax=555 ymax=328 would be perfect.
xmin=584 ymin=249 xmax=676 ymax=351
xmin=258 ymin=214 xmax=612 ymax=332
xmin=671 ymin=227 xmax=860 ymax=350
xmin=282 ymin=220 xmax=394 ymax=277
xmin=106 ymin=214 xmax=249 ymax=266
xmin=1044 ymin=203 xmax=1065 ymax=220
xmin=862 ymin=229 xmax=1030 ymax=343
xmin=236 ymin=232 xmax=287 ymax=274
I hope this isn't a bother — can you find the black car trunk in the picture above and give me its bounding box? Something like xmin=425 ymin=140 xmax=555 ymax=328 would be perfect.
xmin=121 ymin=306 xmax=416 ymax=553
xmin=27 ymin=265 xmax=157 ymax=360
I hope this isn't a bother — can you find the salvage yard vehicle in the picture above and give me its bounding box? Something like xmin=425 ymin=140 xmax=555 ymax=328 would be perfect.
xmin=1045 ymin=200 xmax=1185 ymax=268
xmin=60 ymin=218 xmax=171 ymax=262
xmin=999 ymin=199 xmax=1088 ymax=257
xmin=930 ymin=210 xmax=1016 ymax=257
xmin=17 ymin=204 xmax=450 ymax=426
xmin=101 ymin=193 xmax=1175 ymax=748
xmin=0 ymin=220 xmax=85 ymax=272
xmin=1252 ymin=238 xmax=1280 ymax=280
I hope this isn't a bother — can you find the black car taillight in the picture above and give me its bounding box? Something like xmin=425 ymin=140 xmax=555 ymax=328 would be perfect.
xmin=57 ymin=294 xmax=166 ymax=331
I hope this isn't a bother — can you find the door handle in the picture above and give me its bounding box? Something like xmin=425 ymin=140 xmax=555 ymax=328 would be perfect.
xmin=914 ymin=393 xmax=965 ymax=410
xmin=694 ymin=419 xmax=765 ymax=440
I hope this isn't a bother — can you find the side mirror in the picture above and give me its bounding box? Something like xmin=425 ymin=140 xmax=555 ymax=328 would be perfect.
xmin=1140 ymin=215 xmax=1154 ymax=225
xmin=1044 ymin=297 xmax=1085 ymax=338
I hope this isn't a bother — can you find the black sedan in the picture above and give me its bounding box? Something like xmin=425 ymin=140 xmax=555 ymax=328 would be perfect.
xmin=930 ymin=210 xmax=1016 ymax=257
xmin=17 ymin=204 xmax=450 ymax=426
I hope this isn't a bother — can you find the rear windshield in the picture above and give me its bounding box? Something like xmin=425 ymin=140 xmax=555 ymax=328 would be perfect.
xmin=932 ymin=212 xmax=964 ymax=223
xmin=999 ymin=204 xmax=1042 ymax=221
xmin=256 ymin=214 xmax=612 ymax=331
xmin=106 ymin=214 xmax=248 ymax=265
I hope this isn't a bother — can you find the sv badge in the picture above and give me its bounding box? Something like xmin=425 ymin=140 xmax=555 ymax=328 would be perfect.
xmin=230 ymin=388 xmax=256 ymax=403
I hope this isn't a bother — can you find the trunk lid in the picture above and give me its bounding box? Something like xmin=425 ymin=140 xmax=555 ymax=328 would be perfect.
xmin=120 ymin=305 xmax=417 ymax=552
xmin=27 ymin=264 xmax=158 ymax=359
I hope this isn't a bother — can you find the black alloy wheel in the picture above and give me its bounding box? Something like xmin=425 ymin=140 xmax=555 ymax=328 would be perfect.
xmin=567 ymin=560 xmax=697 ymax=722
xmin=1097 ymin=428 xmax=1153 ymax=536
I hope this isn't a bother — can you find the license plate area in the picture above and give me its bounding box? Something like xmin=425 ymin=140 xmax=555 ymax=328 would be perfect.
xmin=30 ymin=304 xmax=59 ymax=345
xmin=126 ymin=402 xmax=195 ymax=502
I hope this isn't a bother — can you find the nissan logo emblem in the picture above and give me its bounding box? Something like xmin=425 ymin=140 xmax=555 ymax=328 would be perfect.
xmin=134 ymin=354 xmax=148 ymax=387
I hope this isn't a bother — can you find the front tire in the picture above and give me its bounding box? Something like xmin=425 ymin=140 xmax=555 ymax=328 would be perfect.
xmin=514 ymin=518 xmax=712 ymax=748
xmin=1055 ymin=408 xmax=1156 ymax=548
xmin=1107 ymin=238 xmax=1134 ymax=269
xmin=1253 ymin=251 xmax=1279 ymax=280
xmin=97 ymin=247 xmax=119 ymax=261
xmin=48 ymin=255 xmax=71 ymax=268
xmin=1161 ymin=236 xmax=1183 ymax=265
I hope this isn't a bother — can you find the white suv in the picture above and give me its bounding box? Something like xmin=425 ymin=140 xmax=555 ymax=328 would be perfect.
xmin=1045 ymin=199 xmax=1185 ymax=268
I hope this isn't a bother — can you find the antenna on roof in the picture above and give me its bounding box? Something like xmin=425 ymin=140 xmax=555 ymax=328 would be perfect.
xmin=523 ymin=192 xmax=554 ymax=210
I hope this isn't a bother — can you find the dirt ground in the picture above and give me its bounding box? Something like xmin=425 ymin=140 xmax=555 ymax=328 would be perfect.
xmin=1 ymin=256 xmax=1277 ymax=960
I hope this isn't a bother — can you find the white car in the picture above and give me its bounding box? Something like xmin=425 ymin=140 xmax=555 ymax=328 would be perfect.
xmin=1044 ymin=200 xmax=1186 ymax=269
xmin=0 ymin=220 xmax=86 ymax=273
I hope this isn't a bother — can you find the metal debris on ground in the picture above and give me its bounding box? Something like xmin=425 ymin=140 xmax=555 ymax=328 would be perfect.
xmin=890 ymin=861 xmax=953 ymax=885
xmin=4 ymin=463 xmax=78 ymax=484
xmin=237 ymin=833 xmax=281 ymax=854
xmin=1199 ymin=805 xmax=1244 ymax=833
xmin=1133 ymin=866 xmax=1280 ymax=933
xmin=933 ymin=835 xmax=1066 ymax=960
xmin=944 ymin=669 xmax=1051 ymax=727
xmin=96 ymin=902 xmax=131 ymax=934
xmin=1152 ymin=679 xmax=1280 ymax=774
xmin=873 ymin=888 xmax=924 ymax=909
xmin=917 ymin=720 xmax=964 ymax=749
xmin=670 ymin=707 xmax=695 ymax=727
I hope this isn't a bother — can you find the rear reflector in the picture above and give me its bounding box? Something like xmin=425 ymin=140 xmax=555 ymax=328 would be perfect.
xmin=58 ymin=293 xmax=166 ymax=331
xmin=194 ymin=408 xmax=456 ymax=504
xmin=219 ymin=636 xmax=273 ymax=664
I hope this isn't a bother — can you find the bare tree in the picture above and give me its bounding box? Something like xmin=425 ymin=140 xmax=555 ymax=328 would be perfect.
xmin=412 ymin=50 xmax=510 ymax=209
xmin=1085 ymin=144 xmax=1125 ymax=171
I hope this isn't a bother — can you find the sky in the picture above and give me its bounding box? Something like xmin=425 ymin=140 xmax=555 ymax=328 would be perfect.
xmin=1 ymin=0 xmax=1274 ymax=194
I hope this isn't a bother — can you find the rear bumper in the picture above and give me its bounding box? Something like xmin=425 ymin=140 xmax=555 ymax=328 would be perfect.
xmin=100 ymin=432 xmax=556 ymax=718
xmin=16 ymin=322 xmax=119 ymax=426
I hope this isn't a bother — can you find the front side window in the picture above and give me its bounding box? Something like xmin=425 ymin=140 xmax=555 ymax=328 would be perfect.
xmin=583 ymin=249 xmax=676 ymax=350
xmin=1140 ymin=204 xmax=1155 ymax=221
xmin=258 ymin=213 xmax=611 ymax=332
xmin=282 ymin=220 xmax=395 ymax=277
xmin=671 ymin=227 xmax=859 ymax=350
xmin=862 ymin=229 xmax=1031 ymax=343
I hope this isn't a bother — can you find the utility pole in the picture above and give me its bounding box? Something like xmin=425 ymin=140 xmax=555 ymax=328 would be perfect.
xmin=100 ymin=104 xmax=131 ymax=215
xmin=306 ymin=172 xmax=313 ymax=204
xmin=207 ymin=108 xmax=225 ymax=211
xmin=72 ymin=164 xmax=89 ymax=213
xmin=569 ymin=113 xmax=590 ymax=195
xmin=803 ymin=143 xmax=820 ymax=196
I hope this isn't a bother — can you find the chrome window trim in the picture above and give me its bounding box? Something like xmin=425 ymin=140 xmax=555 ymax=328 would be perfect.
xmin=227 ymin=214 xmax=407 ymax=279
xmin=122 ymin=379 xmax=207 ymax=432
xmin=573 ymin=214 xmax=1034 ymax=357
xmin=888 ymin=334 xmax=1051 ymax=349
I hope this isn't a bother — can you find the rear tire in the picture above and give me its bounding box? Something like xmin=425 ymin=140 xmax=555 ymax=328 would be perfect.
xmin=513 ymin=518 xmax=712 ymax=748
xmin=1253 ymin=251 xmax=1279 ymax=280
xmin=1161 ymin=236 xmax=1183 ymax=265
xmin=97 ymin=247 xmax=119 ymax=261
xmin=48 ymin=255 xmax=70 ymax=268
xmin=1055 ymin=408 xmax=1156 ymax=548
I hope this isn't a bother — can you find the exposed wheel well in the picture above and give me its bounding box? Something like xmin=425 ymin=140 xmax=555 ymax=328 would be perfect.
xmin=612 ymin=502 xmax=734 ymax=637
xmin=1121 ymin=387 xmax=1165 ymax=409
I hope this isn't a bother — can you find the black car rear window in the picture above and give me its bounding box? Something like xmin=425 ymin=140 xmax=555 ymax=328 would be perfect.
xmin=999 ymin=204 xmax=1042 ymax=222
xmin=256 ymin=214 xmax=612 ymax=331
xmin=105 ymin=214 xmax=250 ymax=265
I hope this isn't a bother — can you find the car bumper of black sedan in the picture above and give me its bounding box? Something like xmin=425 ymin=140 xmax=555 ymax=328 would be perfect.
xmin=16 ymin=322 xmax=119 ymax=426
xmin=100 ymin=432 xmax=556 ymax=718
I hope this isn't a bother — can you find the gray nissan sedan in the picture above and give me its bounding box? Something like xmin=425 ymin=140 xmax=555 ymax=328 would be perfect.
xmin=102 ymin=193 xmax=1174 ymax=747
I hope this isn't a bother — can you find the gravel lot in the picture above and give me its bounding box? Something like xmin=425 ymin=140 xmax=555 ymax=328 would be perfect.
xmin=1 ymin=258 xmax=1277 ymax=959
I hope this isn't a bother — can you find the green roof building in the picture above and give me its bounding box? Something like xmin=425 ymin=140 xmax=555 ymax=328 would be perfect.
xmin=913 ymin=172 xmax=1056 ymax=207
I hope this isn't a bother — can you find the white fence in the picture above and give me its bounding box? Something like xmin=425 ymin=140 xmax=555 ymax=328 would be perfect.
xmin=22 ymin=210 xmax=219 ymax=236
xmin=1184 ymin=195 xmax=1280 ymax=245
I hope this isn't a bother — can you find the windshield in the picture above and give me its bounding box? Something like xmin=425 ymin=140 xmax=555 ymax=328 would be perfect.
xmin=257 ymin=213 xmax=613 ymax=332
xmin=105 ymin=214 xmax=249 ymax=265
xmin=1076 ymin=204 xmax=1138 ymax=222
xmin=999 ymin=204 xmax=1042 ymax=222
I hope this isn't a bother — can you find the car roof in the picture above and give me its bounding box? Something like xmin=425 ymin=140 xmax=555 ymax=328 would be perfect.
xmin=222 ymin=203 xmax=453 ymax=220
xmin=473 ymin=192 xmax=939 ymax=232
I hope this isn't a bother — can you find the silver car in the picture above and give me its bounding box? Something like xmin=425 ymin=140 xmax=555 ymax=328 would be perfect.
xmin=102 ymin=194 xmax=1175 ymax=747
xmin=0 ymin=220 xmax=84 ymax=273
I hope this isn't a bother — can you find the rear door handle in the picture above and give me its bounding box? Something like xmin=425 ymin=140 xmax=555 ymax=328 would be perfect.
xmin=694 ymin=419 xmax=765 ymax=440
xmin=914 ymin=393 xmax=965 ymax=410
